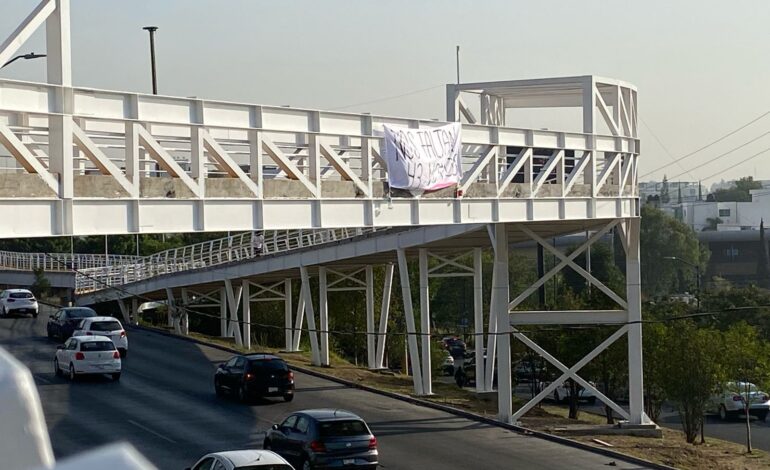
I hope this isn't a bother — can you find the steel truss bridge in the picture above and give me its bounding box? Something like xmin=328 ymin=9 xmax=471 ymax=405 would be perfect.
xmin=0 ymin=0 xmax=649 ymax=450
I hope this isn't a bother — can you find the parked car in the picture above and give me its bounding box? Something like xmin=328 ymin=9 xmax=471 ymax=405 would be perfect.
xmin=215 ymin=353 xmax=294 ymax=403
xmin=710 ymin=381 xmax=770 ymax=421
xmin=73 ymin=316 xmax=128 ymax=358
xmin=46 ymin=307 xmax=97 ymax=340
xmin=264 ymin=409 xmax=378 ymax=470
xmin=0 ymin=289 xmax=39 ymax=318
xmin=187 ymin=450 xmax=294 ymax=470
xmin=54 ymin=335 xmax=121 ymax=381
xmin=514 ymin=360 xmax=547 ymax=383
xmin=539 ymin=380 xmax=597 ymax=404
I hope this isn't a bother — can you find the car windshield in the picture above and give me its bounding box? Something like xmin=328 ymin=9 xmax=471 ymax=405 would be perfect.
xmin=10 ymin=292 xmax=33 ymax=299
xmin=90 ymin=321 xmax=122 ymax=332
xmin=318 ymin=420 xmax=368 ymax=437
xmin=80 ymin=341 xmax=115 ymax=351
xmin=249 ymin=359 xmax=288 ymax=372
xmin=236 ymin=466 xmax=293 ymax=470
xmin=68 ymin=308 xmax=97 ymax=319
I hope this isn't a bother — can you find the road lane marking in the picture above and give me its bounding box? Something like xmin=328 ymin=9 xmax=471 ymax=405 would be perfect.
xmin=127 ymin=419 xmax=177 ymax=444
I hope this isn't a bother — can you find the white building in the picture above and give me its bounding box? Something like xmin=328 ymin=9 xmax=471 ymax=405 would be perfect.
xmin=679 ymin=189 xmax=770 ymax=231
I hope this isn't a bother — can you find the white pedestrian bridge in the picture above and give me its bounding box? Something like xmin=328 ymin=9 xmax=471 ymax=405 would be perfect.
xmin=0 ymin=0 xmax=650 ymax=436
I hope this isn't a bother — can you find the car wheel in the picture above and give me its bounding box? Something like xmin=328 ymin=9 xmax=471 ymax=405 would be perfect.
xmin=112 ymin=373 xmax=121 ymax=381
xmin=120 ymin=349 xmax=127 ymax=359
xmin=47 ymin=327 xmax=53 ymax=340
xmin=32 ymin=311 xmax=38 ymax=319
xmin=758 ymin=411 xmax=768 ymax=422
xmin=238 ymin=385 xmax=249 ymax=404
xmin=214 ymin=379 xmax=224 ymax=398
xmin=587 ymin=397 xmax=597 ymax=405
xmin=68 ymin=364 xmax=77 ymax=381
xmin=719 ymin=405 xmax=729 ymax=421
xmin=302 ymin=458 xmax=312 ymax=470
xmin=54 ymin=358 xmax=62 ymax=377
xmin=263 ymin=440 xmax=271 ymax=450
xmin=283 ymin=393 xmax=294 ymax=402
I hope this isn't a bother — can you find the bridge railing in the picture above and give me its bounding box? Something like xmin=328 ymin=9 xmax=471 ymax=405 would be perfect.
xmin=0 ymin=251 xmax=142 ymax=272
xmin=73 ymin=227 xmax=377 ymax=293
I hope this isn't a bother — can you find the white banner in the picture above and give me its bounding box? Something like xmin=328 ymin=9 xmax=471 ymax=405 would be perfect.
xmin=382 ymin=122 xmax=462 ymax=192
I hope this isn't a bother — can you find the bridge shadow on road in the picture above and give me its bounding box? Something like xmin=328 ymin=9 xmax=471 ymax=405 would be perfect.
xmin=367 ymin=415 xmax=489 ymax=437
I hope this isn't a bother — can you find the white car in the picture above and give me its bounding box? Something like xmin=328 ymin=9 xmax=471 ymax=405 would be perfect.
xmin=73 ymin=316 xmax=128 ymax=357
xmin=54 ymin=335 xmax=122 ymax=381
xmin=710 ymin=381 xmax=770 ymax=421
xmin=187 ymin=450 xmax=294 ymax=470
xmin=0 ymin=289 xmax=39 ymax=318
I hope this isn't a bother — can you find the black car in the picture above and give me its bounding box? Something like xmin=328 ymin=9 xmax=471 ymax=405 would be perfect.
xmin=264 ymin=409 xmax=378 ymax=470
xmin=214 ymin=354 xmax=294 ymax=403
xmin=46 ymin=307 xmax=97 ymax=340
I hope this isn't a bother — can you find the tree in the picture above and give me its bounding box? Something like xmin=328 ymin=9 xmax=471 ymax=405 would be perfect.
xmin=660 ymin=176 xmax=670 ymax=204
xmin=759 ymin=220 xmax=770 ymax=289
xmin=702 ymin=217 xmax=722 ymax=232
xmin=640 ymin=206 xmax=709 ymax=299
xmin=30 ymin=268 xmax=51 ymax=299
xmin=722 ymin=322 xmax=770 ymax=453
xmin=661 ymin=320 xmax=725 ymax=444
xmin=710 ymin=176 xmax=762 ymax=202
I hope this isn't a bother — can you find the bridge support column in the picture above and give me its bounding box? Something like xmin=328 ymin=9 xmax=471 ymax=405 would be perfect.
xmin=625 ymin=218 xmax=649 ymax=424
xmin=319 ymin=267 xmax=330 ymax=366
xmin=493 ymin=224 xmax=512 ymax=423
xmin=365 ymin=265 xmax=375 ymax=370
xmin=374 ymin=264 xmax=394 ymax=370
xmin=220 ymin=286 xmax=227 ymax=337
xmin=242 ymin=281 xmax=251 ymax=350
xmin=396 ymin=248 xmax=424 ymax=395
xmin=284 ymin=279 xmax=293 ymax=351
xmin=299 ymin=266 xmax=321 ymax=366
xmin=418 ymin=249 xmax=432 ymax=395
xmin=224 ymin=279 xmax=243 ymax=348
xmin=473 ymin=247 xmax=485 ymax=393
xmin=131 ymin=298 xmax=139 ymax=326
xmin=484 ymin=232 xmax=498 ymax=392
xmin=180 ymin=288 xmax=190 ymax=335
xmin=117 ymin=299 xmax=130 ymax=325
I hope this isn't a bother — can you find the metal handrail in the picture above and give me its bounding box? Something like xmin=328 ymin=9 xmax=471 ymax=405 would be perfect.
xmin=72 ymin=228 xmax=376 ymax=293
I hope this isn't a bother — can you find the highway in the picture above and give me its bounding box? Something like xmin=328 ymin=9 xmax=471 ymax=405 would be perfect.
xmin=0 ymin=310 xmax=652 ymax=470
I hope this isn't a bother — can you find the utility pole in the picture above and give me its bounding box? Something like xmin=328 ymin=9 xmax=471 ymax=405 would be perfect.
xmin=143 ymin=26 xmax=159 ymax=94
xmin=456 ymin=45 xmax=460 ymax=84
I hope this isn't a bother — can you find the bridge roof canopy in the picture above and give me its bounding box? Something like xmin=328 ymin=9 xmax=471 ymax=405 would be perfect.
xmin=450 ymin=75 xmax=637 ymax=109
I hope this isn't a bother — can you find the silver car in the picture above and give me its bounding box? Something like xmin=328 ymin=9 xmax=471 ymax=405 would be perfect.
xmin=0 ymin=289 xmax=39 ymax=318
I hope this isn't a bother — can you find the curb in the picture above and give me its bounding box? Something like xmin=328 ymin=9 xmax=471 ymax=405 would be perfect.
xmin=132 ymin=324 xmax=676 ymax=470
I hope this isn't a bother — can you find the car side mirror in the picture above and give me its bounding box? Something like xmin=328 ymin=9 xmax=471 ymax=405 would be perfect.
xmin=56 ymin=345 xmax=64 ymax=350
xmin=272 ymin=424 xmax=279 ymax=430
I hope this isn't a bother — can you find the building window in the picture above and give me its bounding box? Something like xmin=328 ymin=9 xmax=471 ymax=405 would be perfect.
xmin=719 ymin=208 xmax=731 ymax=217
xmin=723 ymin=247 xmax=739 ymax=261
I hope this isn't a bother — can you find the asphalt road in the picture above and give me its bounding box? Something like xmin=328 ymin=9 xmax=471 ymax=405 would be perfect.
xmin=0 ymin=311 xmax=655 ymax=470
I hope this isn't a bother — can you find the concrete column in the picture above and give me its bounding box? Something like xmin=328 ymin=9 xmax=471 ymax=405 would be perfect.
xmin=396 ymin=249 xmax=424 ymax=395
xmin=365 ymin=265 xmax=375 ymax=369
xmin=473 ymin=247 xmax=485 ymax=392
xmin=131 ymin=297 xmax=138 ymax=325
xmin=418 ymin=249 xmax=432 ymax=395
xmin=319 ymin=267 xmax=330 ymax=366
xmin=626 ymin=218 xmax=648 ymax=424
xmin=242 ymin=281 xmax=251 ymax=350
xmin=484 ymin=265 xmax=498 ymax=392
xmin=494 ymin=223 xmax=512 ymax=422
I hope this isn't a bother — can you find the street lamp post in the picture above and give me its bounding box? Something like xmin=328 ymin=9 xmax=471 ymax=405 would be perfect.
xmin=663 ymin=256 xmax=701 ymax=310
xmin=2 ymin=52 xmax=46 ymax=69
xmin=142 ymin=26 xmax=159 ymax=94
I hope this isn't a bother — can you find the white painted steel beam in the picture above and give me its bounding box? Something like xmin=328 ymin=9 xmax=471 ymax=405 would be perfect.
xmin=396 ymin=248 xmax=424 ymax=395
xmin=299 ymin=266 xmax=321 ymax=366
xmin=365 ymin=265 xmax=375 ymax=370
xmin=418 ymin=249 xmax=432 ymax=395
xmin=493 ymin=224 xmax=512 ymax=422
xmin=242 ymin=280 xmax=251 ymax=350
xmin=318 ymin=266 xmax=329 ymax=366
xmin=473 ymin=247 xmax=485 ymax=393
xmin=284 ymin=279 xmax=293 ymax=351
xmin=509 ymin=310 xmax=627 ymax=325
xmin=625 ymin=217 xmax=649 ymax=424
xmin=0 ymin=0 xmax=55 ymax=70
xmin=224 ymin=279 xmax=243 ymax=347
xmin=375 ymin=263 xmax=394 ymax=370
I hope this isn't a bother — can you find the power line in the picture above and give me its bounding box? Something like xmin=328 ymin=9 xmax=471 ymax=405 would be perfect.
xmin=697 ymin=145 xmax=770 ymax=183
xmin=640 ymin=109 xmax=770 ymax=178
xmin=640 ymin=118 xmax=696 ymax=180
xmin=330 ymin=84 xmax=444 ymax=111
xmin=666 ymin=131 xmax=770 ymax=181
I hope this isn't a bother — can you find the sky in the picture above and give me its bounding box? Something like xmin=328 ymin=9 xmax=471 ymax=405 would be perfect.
xmin=2 ymin=0 xmax=770 ymax=186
